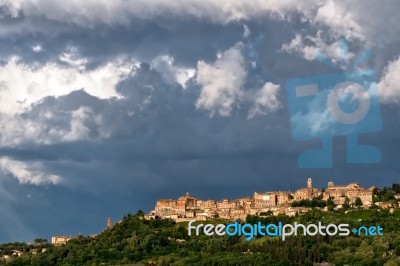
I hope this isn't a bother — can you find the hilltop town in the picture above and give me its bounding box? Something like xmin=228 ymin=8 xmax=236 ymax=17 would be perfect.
xmin=2 ymin=178 xmax=400 ymax=264
xmin=146 ymin=178 xmax=385 ymax=222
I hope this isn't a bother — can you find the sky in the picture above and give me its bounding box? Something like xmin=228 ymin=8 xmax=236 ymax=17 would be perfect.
xmin=0 ymin=0 xmax=399 ymax=242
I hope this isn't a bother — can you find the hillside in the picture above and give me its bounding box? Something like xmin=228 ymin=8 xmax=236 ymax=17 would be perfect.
xmin=2 ymin=208 xmax=400 ymax=266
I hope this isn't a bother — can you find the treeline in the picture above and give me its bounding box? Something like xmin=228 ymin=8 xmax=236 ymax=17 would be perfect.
xmin=0 ymin=240 xmax=50 ymax=258
xmin=373 ymin=185 xmax=399 ymax=203
xmin=290 ymin=195 xmax=334 ymax=208
xmin=290 ymin=195 xmax=364 ymax=209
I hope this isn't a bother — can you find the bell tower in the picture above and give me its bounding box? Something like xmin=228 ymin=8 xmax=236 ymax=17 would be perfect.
xmin=107 ymin=217 xmax=112 ymax=229
xmin=307 ymin=178 xmax=312 ymax=189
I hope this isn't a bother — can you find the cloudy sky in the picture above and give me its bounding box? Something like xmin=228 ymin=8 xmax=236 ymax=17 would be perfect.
xmin=0 ymin=0 xmax=399 ymax=242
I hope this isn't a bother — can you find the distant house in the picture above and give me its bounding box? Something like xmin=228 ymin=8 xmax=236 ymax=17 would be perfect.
xmin=0 ymin=255 xmax=11 ymax=262
xmin=323 ymin=182 xmax=374 ymax=205
xmin=11 ymin=250 xmax=23 ymax=257
xmin=51 ymin=236 xmax=74 ymax=245
xmin=375 ymin=202 xmax=394 ymax=209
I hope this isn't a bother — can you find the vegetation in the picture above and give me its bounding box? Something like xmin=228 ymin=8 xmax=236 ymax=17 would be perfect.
xmin=355 ymin=197 xmax=363 ymax=206
xmin=290 ymin=195 xmax=332 ymax=208
xmin=373 ymin=186 xmax=398 ymax=203
xmin=2 ymin=207 xmax=400 ymax=265
xmin=1 ymin=185 xmax=400 ymax=265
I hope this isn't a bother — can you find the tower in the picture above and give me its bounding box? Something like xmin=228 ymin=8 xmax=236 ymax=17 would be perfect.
xmin=307 ymin=178 xmax=313 ymax=189
xmin=107 ymin=217 xmax=112 ymax=229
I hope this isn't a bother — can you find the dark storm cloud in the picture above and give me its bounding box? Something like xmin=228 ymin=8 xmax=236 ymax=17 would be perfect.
xmin=2 ymin=61 xmax=397 ymax=198
xmin=0 ymin=5 xmax=250 ymax=67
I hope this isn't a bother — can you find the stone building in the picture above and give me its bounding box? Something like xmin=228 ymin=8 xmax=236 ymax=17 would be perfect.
xmin=154 ymin=192 xmax=197 ymax=217
xmin=237 ymin=197 xmax=253 ymax=209
xmin=197 ymin=200 xmax=217 ymax=210
xmin=154 ymin=199 xmax=182 ymax=217
xmin=323 ymin=181 xmax=374 ymax=205
xmin=51 ymin=236 xmax=73 ymax=245
xmin=252 ymin=191 xmax=292 ymax=208
xmin=253 ymin=192 xmax=278 ymax=208
xmin=294 ymin=178 xmax=320 ymax=200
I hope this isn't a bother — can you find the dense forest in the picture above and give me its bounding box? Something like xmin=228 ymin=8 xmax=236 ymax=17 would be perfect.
xmin=2 ymin=204 xmax=400 ymax=266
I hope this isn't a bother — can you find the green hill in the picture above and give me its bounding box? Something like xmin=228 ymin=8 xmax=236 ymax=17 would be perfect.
xmin=3 ymin=208 xmax=400 ymax=265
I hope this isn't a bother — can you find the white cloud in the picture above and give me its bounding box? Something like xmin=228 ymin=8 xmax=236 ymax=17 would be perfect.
xmin=32 ymin=44 xmax=42 ymax=53
xmin=59 ymin=46 xmax=88 ymax=71
xmin=0 ymin=113 xmax=46 ymax=146
xmin=2 ymin=0 xmax=313 ymax=26
xmin=150 ymin=55 xmax=195 ymax=89
xmin=281 ymin=33 xmax=355 ymax=65
xmin=2 ymin=0 xmax=400 ymax=48
xmin=313 ymin=0 xmax=364 ymax=41
xmin=248 ymin=82 xmax=280 ymax=119
xmin=0 ymin=106 xmax=108 ymax=147
xmin=62 ymin=106 xmax=106 ymax=142
xmin=291 ymin=108 xmax=333 ymax=136
xmin=0 ymin=106 xmax=106 ymax=186
xmin=176 ymin=68 xmax=196 ymax=89
xmin=281 ymin=34 xmax=319 ymax=61
xmin=195 ymin=43 xmax=247 ymax=117
xmin=0 ymin=157 xmax=62 ymax=185
xmin=0 ymin=55 xmax=135 ymax=115
xmin=195 ymin=44 xmax=282 ymax=118
xmin=293 ymin=0 xmax=400 ymax=47
xmin=378 ymin=56 xmax=400 ymax=103
xmin=243 ymin=24 xmax=250 ymax=38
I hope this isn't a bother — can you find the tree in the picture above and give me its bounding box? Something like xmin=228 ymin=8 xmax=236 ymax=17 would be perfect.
xmin=136 ymin=210 xmax=145 ymax=217
xmin=343 ymin=197 xmax=350 ymax=209
xmin=392 ymin=184 xmax=400 ymax=194
xmin=34 ymin=238 xmax=48 ymax=244
xmin=259 ymin=211 xmax=272 ymax=216
xmin=385 ymin=190 xmax=395 ymax=201
xmin=355 ymin=197 xmax=363 ymax=207
xmin=327 ymin=197 xmax=335 ymax=207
